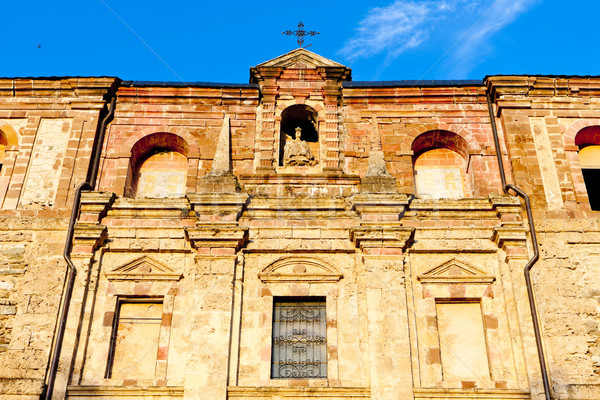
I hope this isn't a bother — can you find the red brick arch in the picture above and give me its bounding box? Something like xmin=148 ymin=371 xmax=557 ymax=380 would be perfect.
xmin=563 ymin=119 xmax=600 ymax=149
xmin=121 ymin=127 xmax=200 ymax=159
xmin=410 ymin=130 xmax=470 ymax=162
xmin=130 ymin=132 xmax=190 ymax=167
xmin=400 ymin=123 xmax=475 ymax=155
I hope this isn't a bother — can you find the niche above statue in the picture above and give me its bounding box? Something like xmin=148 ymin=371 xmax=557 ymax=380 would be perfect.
xmin=279 ymin=105 xmax=319 ymax=167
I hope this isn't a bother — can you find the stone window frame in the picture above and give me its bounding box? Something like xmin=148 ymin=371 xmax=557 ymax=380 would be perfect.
xmin=95 ymin=260 xmax=180 ymax=387
xmin=256 ymin=257 xmax=342 ymax=386
xmin=415 ymin=260 xmax=505 ymax=389
xmin=270 ymin=296 xmax=328 ymax=379
xmin=105 ymin=297 xmax=165 ymax=380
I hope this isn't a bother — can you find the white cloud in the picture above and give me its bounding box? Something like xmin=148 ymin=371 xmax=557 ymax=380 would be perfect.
xmin=339 ymin=0 xmax=538 ymax=78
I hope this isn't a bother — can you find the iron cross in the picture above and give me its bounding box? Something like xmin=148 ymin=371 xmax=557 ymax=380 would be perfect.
xmin=282 ymin=22 xmax=320 ymax=48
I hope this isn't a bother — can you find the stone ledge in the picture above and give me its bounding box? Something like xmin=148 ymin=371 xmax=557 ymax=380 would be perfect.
xmin=67 ymin=385 xmax=183 ymax=397
xmin=414 ymin=387 xmax=530 ymax=399
xmin=227 ymin=386 xmax=370 ymax=398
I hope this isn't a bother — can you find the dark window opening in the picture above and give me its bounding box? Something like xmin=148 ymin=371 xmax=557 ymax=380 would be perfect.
xmin=582 ymin=169 xmax=600 ymax=211
xmin=271 ymin=296 xmax=327 ymax=379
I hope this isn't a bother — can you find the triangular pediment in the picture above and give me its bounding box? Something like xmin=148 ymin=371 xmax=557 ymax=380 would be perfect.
xmin=417 ymin=258 xmax=494 ymax=284
xmin=255 ymin=48 xmax=345 ymax=69
xmin=105 ymin=256 xmax=182 ymax=281
xmin=259 ymin=257 xmax=343 ymax=283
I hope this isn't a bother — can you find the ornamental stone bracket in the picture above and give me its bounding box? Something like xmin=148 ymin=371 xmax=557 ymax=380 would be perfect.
xmin=492 ymin=226 xmax=528 ymax=249
xmin=187 ymin=192 xmax=249 ymax=225
xmin=350 ymin=226 xmax=415 ymax=254
xmin=78 ymin=191 xmax=116 ymax=224
xmin=72 ymin=223 xmax=108 ymax=256
xmin=490 ymin=195 xmax=524 ymax=227
xmin=492 ymin=226 xmax=529 ymax=262
xmin=185 ymin=225 xmax=249 ymax=251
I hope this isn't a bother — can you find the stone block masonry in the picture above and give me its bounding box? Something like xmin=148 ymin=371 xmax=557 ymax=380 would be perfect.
xmin=0 ymin=52 xmax=598 ymax=400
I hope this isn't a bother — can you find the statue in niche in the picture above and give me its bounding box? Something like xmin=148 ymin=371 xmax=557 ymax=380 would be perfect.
xmin=283 ymin=127 xmax=317 ymax=166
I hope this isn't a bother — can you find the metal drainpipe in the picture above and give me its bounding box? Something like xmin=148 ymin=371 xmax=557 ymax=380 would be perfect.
xmin=43 ymin=84 xmax=118 ymax=400
xmin=486 ymin=90 xmax=552 ymax=400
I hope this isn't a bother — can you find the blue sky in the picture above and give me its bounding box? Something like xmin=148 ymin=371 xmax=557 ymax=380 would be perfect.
xmin=2 ymin=0 xmax=598 ymax=82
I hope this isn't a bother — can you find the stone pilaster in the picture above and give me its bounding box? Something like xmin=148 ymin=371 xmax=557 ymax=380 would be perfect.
xmin=351 ymin=225 xmax=415 ymax=399
xmin=183 ymin=225 xmax=247 ymax=400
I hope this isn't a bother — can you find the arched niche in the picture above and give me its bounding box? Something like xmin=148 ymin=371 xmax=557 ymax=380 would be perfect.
xmin=411 ymin=130 xmax=471 ymax=199
xmin=279 ymin=105 xmax=319 ymax=166
xmin=575 ymin=126 xmax=600 ymax=210
xmin=127 ymin=133 xmax=189 ymax=198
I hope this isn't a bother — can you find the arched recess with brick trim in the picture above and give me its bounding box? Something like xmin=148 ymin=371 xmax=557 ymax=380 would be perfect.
xmin=411 ymin=130 xmax=472 ymax=199
xmin=574 ymin=126 xmax=600 ymax=210
xmin=126 ymin=132 xmax=190 ymax=198
xmin=563 ymin=120 xmax=600 ymax=209
xmin=274 ymin=99 xmax=325 ymax=169
xmin=0 ymin=124 xmax=18 ymax=167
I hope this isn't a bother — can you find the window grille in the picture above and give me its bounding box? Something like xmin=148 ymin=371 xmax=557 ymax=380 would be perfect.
xmin=271 ymin=297 xmax=327 ymax=379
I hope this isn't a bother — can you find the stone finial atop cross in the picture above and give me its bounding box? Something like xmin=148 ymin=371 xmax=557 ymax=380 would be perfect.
xmin=282 ymin=22 xmax=320 ymax=48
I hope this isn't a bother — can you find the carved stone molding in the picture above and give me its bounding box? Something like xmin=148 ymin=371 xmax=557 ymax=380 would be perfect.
xmin=352 ymin=193 xmax=410 ymax=221
xmin=418 ymin=258 xmax=495 ymax=284
xmin=186 ymin=225 xmax=249 ymax=250
xmin=67 ymin=385 xmax=184 ymax=398
xmin=350 ymin=226 xmax=415 ymax=251
xmin=228 ymin=386 xmax=370 ymax=398
xmin=414 ymin=387 xmax=530 ymax=399
xmin=105 ymin=256 xmax=182 ymax=281
xmin=72 ymin=224 xmax=107 ymax=254
xmin=79 ymin=191 xmax=116 ymax=224
xmin=258 ymin=257 xmax=343 ymax=283
xmin=187 ymin=192 xmax=249 ymax=223
xmin=492 ymin=227 xmax=528 ymax=250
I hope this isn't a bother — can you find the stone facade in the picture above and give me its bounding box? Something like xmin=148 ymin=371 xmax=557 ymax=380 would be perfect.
xmin=0 ymin=49 xmax=598 ymax=400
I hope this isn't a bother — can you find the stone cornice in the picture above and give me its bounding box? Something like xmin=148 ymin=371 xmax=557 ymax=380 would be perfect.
xmin=186 ymin=225 xmax=249 ymax=250
xmin=350 ymin=226 xmax=415 ymax=251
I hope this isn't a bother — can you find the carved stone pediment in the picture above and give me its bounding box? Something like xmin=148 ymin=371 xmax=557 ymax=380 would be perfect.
xmin=255 ymin=48 xmax=345 ymax=69
xmin=418 ymin=258 xmax=494 ymax=284
xmin=258 ymin=257 xmax=343 ymax=283
xmin=105 ymin=256 xmax=182 ymax=281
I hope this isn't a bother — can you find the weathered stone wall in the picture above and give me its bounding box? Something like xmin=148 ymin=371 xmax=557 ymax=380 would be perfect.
xmin=490 ymin=76 xmax=600 ymax=399
xmin=0 ymin=78 xmax=117 ymax=399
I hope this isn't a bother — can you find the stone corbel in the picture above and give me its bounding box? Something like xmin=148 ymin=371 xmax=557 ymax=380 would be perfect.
xmin=186 ymin=225 xmax=249 ymax=251
xmin=78 ymin=191 xmax=116 ymax=224
xmin=492 ymin=226 xmax=528 ymax=262
xmin=490 ymin=195 xmax=523 ymax=227
xmin=350 ymin=226 xmax=415 ymax=253
xmin=72 ymin=224 xmax=108 ymax=255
